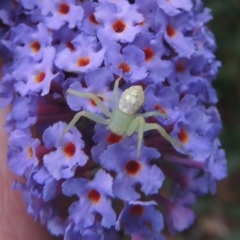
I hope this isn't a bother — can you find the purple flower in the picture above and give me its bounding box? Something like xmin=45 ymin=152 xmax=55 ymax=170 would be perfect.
xmin=7 ymin=129 xmax=40 ymax=176
xmin=13 ymin=46 xmax=58 ymax=96
xmin=43 ymin=121 xmax=88 ymax=180
xmin=105 ymin=43 xmax=148 ymax=82
xmin=99 ymin=138 xmax=164 ymax=200
xmin=41 ymin=0 xmax=84 ymax=30
xmin=55 ymin=33 xmax=105 ymax=73
xmin=171 ymin=108 xmax=215 ymax=160
xmin=143 ymin=84 xmax=180 ymax=124
xmin=156 ymin=9 xmax=195 ymax=58
xmin=66 ymin=68 xmax=114 ymax=113
xmin=206 ymin=139 xmax=227 ymax=181
xmin=95 ymin=1 xmax=143 ymax=46
xmin=5 ymin=96 xmax=38 ymax=133
xmin=2 ymin=23 xmax=52 ymax=61
xmin=132 ymin=32 xmax=173 ymax=84
xmin=62 ymin=170 xmax=116 ymax=228
xmin=157 ymin=0 xmax=193 ymax=16
xmin=91 ymin=123 xmax=124 ymax=163
xmin=154 ymin=193 xmax=196 ymax=234
xmin=116 ymin=201 xmax=164 ymax=237
xmin=0 ymin=0 xmax=227 ymax=239
xmin=80 ymin=1 xmax=100 ymax=35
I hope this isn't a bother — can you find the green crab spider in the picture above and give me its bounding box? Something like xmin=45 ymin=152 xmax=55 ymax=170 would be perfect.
xmin=60 ymin=76 xmax=191 ymax=158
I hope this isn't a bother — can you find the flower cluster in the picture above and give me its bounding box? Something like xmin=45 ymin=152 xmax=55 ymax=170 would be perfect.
xmin=0 ymin=0 xmax=227 ymax=239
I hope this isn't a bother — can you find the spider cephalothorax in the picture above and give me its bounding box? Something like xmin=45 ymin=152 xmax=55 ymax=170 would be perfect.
xmin=60 ymin=76 xmax=191 ymax=158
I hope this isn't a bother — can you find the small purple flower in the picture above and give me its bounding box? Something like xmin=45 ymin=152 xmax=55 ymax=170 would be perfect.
xmin=206 ymin=139 xmax=227 ymax=181
xmin=167 ymin=202 xmax=196 ymax=232
xmin=66 ymin=68 xmax=114 ymax=113
xmin=55 ymin=33 xmax=105 ymax=73
xmin=41 ymin=0 xmax=84 ymax=30
xmin=7 ymin=129 xmax=40 ymax=176
xmin=100 ymin=138 xmax=164 ymax=200
xmin=5 ymin=96 xmax=38 ymax=133
xmin=47 ymin=216 xmax=70 ymax=236
xmin=52 ymin=25 xmax=79 ymax=53
xmin=116 ymin=201 xmax=164 ymax=237
xmin=13 ymin=172 xmax=54 ymax=224
xmin=143 ymin=84 xmax=180 ymax=124
xmin=154 ymin=193 xmax=196 ymax=233
xmin=105 ymin=43 xmax=148 ymax=82
xmin=91 ymin=123 xmax=126 ymax=164
xmin=157 ymin=0 xmax=193 ymax=16
xmin=62 ymin=170 xmax=116 ymax=228
xmin=2 ymin=23 xmax=52 ymax=61
xmin=156 ymin=9 xmax=195 ymax=58
xmin=43 ymin=121 xmax=88 ymax=180
xmin=132 ymin=32 xmax=172 ymax=83
xmin=80 ymin=1 xmax=100 ymax=35
xmin=135 ymin=0 xmax=158 ymax=32
xmin=13 ymin=46 xmax=58 ymax=96
xmin=95 ymin=1 xmax=143 ymax=46
xmin=172 ymin=108 xmax=214 ymax=160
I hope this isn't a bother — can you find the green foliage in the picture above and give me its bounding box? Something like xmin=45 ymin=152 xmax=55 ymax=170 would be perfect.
xmin=203 ymin=0 xmax=240 ymax=170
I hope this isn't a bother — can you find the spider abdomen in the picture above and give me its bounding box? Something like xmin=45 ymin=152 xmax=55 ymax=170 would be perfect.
xmin=119 ymin=85 xmax=144 ymax=114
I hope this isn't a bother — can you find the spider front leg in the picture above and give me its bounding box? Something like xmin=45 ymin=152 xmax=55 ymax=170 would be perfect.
xmin=143 ymin=122 xmax=192 ymax=158
xmin=113 ymin=75 xmax=122 ymax=104
xmin=138 ymin=111 xmax=168 ymax=119
xmin=126 ymin=116 xmax=191 ymax=158
xmin=67 ymin=89 xmax=111 ymax=117
xmin=59 ymin=89 xmax=111 ymax=143
xmin=59 ymin=111 xmax=108 ymax=143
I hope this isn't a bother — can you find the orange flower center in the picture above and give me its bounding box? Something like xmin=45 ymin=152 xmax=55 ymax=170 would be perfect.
xmin=63 ymin=142 xmax=76 ymax=158
xmin=112 ymin=20 xmax=126 ymax=33
xmin=30 ymin=41 xmax=41 ymax=53
xmin=166 ymin=25 xmax=176 ymax=37
xmin=88 ymin=189 xmax=101 ymax=204
xmin=125 ymin=160 xmax=142 ymax=176
xmin=78 ymin=57 xmax=90 ymax=67
xmin=178 ymin=127 xmax=189 ymax=144
xmin=143 ymin=47 xmax=154 ymax=62
xmin=58 ymin=3 xmax=70 ymax=14
xmin=35 ymin=72 xmax=46 ymax=83
xmin=118 ymin=62 xmax=131 ymax=73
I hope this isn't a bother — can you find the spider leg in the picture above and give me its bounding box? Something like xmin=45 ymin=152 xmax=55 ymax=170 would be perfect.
xmin=126 ymin=116 xmax=145 ymax=158
xmin=59 ymin=111 xmax=108 ymax=143
xmin=97 ymin=93 xmax=116 ymax=112
xmin=113 ymin=75 xmax=122 ymax=104
xmin=67 ymin=89 xmax=111 ymax=117
xmin=138 ymin=111 xmax=168 ymax=118
xmin=143 ymin=123 xmax=192 ymax=158
xmin=126 ymin=116 xmax=191 ymax=158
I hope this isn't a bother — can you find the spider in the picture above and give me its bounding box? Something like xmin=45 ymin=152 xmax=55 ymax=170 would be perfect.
xmin=60 ymin=76 xmax=191 ymax=158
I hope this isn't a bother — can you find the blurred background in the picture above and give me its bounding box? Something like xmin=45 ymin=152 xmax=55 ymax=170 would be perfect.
xmin=170 ymin=0 xmax=240 ymax=239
